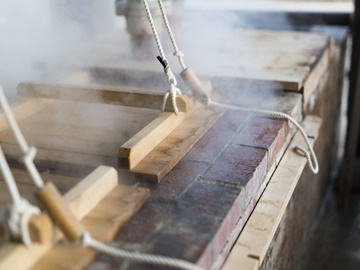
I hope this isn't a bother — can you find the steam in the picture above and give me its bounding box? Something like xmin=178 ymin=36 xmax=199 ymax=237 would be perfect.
xmin=0 ymin=0 xmax=116 ymax=99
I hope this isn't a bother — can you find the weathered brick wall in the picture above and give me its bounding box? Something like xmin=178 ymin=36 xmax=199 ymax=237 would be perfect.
xmin=259 ymin=32 xmax=347 ymax=270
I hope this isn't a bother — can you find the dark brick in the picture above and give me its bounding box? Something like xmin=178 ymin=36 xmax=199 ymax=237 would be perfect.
xmin=113 ymin=201 xmax=171 ymax=243
xmin=148 ymin=232 xmax=207 ymax=263
xmin=233 ymin=117 xmax=289 ymax=166
xmin=178 ymin=181 xmax=241 ymax=219
xmin=204 ymin=145 xmax=267 ymax=185
xmin=184 ymin=129 xmax=234 ymax=162
xmin=151 ymin=161 xmax=210 ymax=200
xmin=211 ymin=110 xmax=249 ymax=131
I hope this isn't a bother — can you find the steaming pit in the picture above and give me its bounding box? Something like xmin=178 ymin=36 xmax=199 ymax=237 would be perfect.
xmin=0 ymin=2 xmax=348 ymax=270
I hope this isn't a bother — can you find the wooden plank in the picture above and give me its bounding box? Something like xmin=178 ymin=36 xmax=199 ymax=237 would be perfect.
xmin=18 ymin=81 xmax=191 ymax=113
xmin=0 ymin=166 xmax=124 ymax=270
xmin=128 ymin=105 xmax=223 ymax=182
xmin=119 ymin=111 xmax=188 ymax=169
xmin=63 ymin=166 xmax=118 ymax=220
xmin=55 ymin=29 xmax=333 ymax=92
xmin=223 ymin=115 xmax=322 ymax=270
xmin=30 ymin=185 xmax=150 ymax=270
xmin=0 ymin=98 xmax=53 ymax=133
xmin=303 ymin=38 xmax=334 ymax=106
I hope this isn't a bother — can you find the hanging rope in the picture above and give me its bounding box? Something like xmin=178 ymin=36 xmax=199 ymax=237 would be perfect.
xmin=0 ymin=144 xmax=41 ymax=246
xmin=142 ymin=0 xmax=182 ymax=114
xmin=0 ymin=89 xmax=44 ymax=188
xmin=156 ymin=0 xmax=187 ymax=70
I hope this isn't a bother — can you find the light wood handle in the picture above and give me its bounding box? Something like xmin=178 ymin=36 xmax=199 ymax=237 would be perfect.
xmin=180 ymin=68 xmax=209 ymax=101
xmin=36 ymin=182 xmax=85 ymax=241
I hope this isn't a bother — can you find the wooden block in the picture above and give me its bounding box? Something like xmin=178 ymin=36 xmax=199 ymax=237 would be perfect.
xmin=119 ymin=112 xmax=188 ymax=170
xmin=18 ymin=81 xmax=191 ymax=113
xmin=222 ymin=116 xmax=322 ymax=270
xmin=64 ymin=166 xmax=118 ymax=220
xmin=28 ymin=215 xmax=54 ymax=244
xmin=30 ymin=185 xmax=150 ymax=270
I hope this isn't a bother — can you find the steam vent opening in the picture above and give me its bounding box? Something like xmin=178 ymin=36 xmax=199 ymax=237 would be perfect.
xmin=0 ymin=0 xmax=359 ymax=270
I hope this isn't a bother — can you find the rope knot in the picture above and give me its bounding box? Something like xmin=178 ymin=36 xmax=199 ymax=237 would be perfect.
xmin=22 ymin=146 xmax=37 ymax=164
xmin=173 ymin=50 xmax=184 ymax=58
xmin=5 ymin=199 xmax=41 ymax=246
xmin=162 ymin=85 xmax=182 ymax=115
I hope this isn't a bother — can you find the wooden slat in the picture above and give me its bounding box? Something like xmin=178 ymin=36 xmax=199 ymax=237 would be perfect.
xmin=303 ymin=38 xmax=334 ymax=106
xmin=18 ymin=81 xmax=191 ymax=113
xmin=119 ymin=111 xmax=188 ymax=169
xmin=30 ymin=185 xmax=149 ymax=270
xmin=223 ymin=115 xmax=322 ymax=270
xmin=63 ymin=166 xmax=118 ymax=220
xmin=0 ymin=166 xmax=125 ymax=270
xmin=56 ymin=29 xmax=333 ymax=92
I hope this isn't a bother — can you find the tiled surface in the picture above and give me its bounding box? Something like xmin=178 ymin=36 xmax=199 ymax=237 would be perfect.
xmin=93 ymin=92 xmax=302 ymax=269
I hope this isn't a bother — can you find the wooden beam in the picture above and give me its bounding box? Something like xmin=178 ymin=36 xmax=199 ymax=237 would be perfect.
xmin=223 ymin=115 xmax=322 ymax=270
xmin=63 ymin=166 xmax=118 ymax=220
xmin=17 ymin=81 xmax=191 ymax=113
xmin=0 ymin=166 xmax=119 ymax=270
xmin=119 ymin=112 xmax=188 ymax=170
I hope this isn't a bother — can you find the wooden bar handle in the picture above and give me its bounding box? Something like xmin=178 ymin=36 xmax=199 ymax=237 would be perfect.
xmin=180 ymin=68 xmax=209 ymax=102
xmin=36 ymin=182 xmax=85 ymax=241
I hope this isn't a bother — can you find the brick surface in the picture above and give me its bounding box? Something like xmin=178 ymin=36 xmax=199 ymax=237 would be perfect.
xmin=151 ymin=160 xmax=210 ymax=201
xmin=178 ymin=181 xmax=242 ymax=219
xmin=184 ymin=129 xmax=235 ymax=163
xmin=113 ymin=200 xmax=170 ymax=243
xmin=233 ymin=117 xmax=289 ymax=166
xmin=204 ymin=145 xmax=267 ymax=186
xmin=211 ymin=110 xmax=249 ymax=131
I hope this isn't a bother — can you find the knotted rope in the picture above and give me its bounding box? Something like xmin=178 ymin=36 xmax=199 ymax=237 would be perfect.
xmin=142 ymin=0 xmax=182 ymax=114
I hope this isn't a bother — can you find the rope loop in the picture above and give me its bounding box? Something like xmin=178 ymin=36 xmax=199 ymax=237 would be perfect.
xmin=6 ymin=199 xmax=41 ymax=246
xmin=162 ymin=85 xmax=182 ymax=115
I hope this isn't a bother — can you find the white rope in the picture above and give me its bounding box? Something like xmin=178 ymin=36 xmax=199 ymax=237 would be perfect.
xmin=82 ymin=232 xmax=202 ymax=270
xmin=6 ymin=198 xmax=41 ymax=246
xmin=0 ymin=86 xmax=44 ymax=188
xmin=0 ymin=85 xmax=44 ymax=246
xmin=0 ymin=145 xmax=41 ymax=246
xmin=0 ymin=146 xmax=22 ymax=206
xmin=207 ymin=99 xmax=319 ymax=174
xmin=141 ymin=0 xmax=182 ymax=114
xmin=156 ymin=0 xmax=187 ymax=70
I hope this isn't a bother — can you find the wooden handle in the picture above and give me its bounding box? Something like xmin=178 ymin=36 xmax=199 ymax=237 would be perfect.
xmin=36 ymin=182 xmax=85 ymax=241
xmin=180 ymin=68 xmax=209 ymax=101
